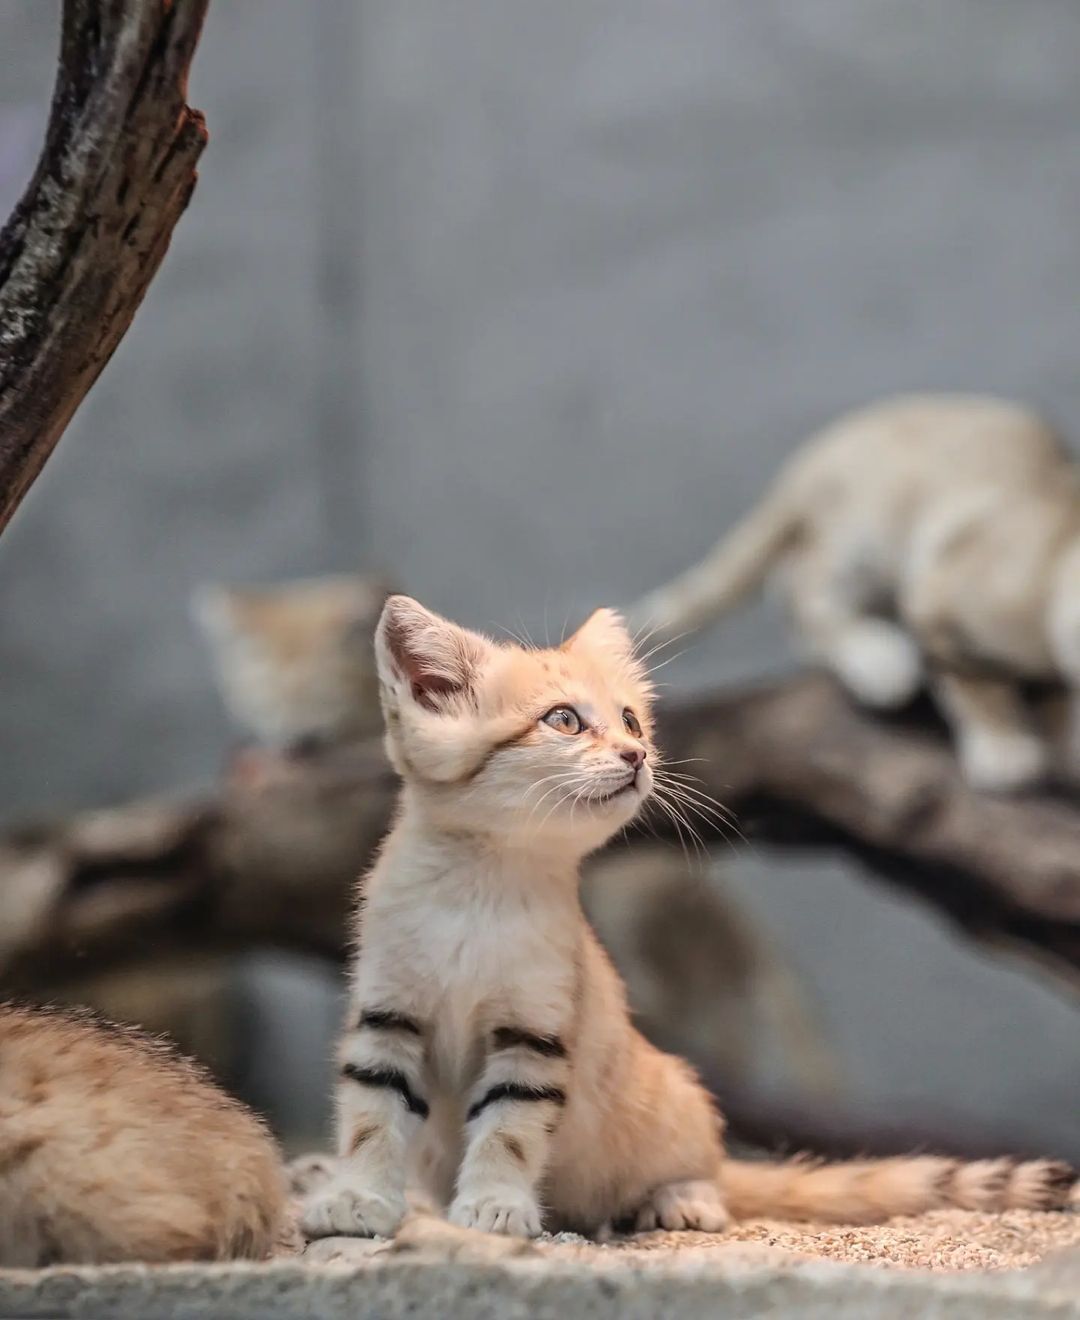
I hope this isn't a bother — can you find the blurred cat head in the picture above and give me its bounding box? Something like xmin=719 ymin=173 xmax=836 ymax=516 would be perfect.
xmin=193 ymin=574 xmax=393 ymax=751
xmin=374 ymin=595 xmax=654 ymax=855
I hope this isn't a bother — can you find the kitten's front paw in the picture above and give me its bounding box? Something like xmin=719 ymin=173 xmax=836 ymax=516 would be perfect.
xmin=286 ymin=1152 xmax=338 ymax=1199
xmin=960 ymin=729 xmax=1049 ymax=793
xmin=636 ymin=1179 xmax=730 ymax=1233
xmin=300 ymin=1180 xmax=407 ymax=1240
xmin=449 ymin=1187 xmax=542 ymax=1238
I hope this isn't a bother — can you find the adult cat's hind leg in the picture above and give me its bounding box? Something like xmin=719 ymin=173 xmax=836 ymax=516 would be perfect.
xmin=635 ymin=1179 xmax=730 ymax=1233
xmin=784 ymin=549 xmax=922 ymax=709
xmin=932 ymin=672 xmax=1050 ymax=792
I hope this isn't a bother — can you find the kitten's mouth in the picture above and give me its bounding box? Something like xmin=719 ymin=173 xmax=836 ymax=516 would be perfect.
xmin=590 ymin=775 xmax=639 ymax=804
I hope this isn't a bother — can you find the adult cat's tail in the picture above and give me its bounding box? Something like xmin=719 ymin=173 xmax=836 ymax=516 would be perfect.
xmin=628 ymin=487 xmax=798 ymax=644
xmin=720 ymin=1154 xmax=1075 ymax=1225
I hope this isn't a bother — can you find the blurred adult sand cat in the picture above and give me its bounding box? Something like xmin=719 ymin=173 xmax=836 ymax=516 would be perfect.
xmin=193 ymin=574 xmax=392 ymax=752
xmin=632 ymin=395 xmax=1080 ymax=792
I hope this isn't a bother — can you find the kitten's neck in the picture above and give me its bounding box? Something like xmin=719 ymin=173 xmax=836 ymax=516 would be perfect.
xmin=382 ymin=786 xmax=585 ymax=896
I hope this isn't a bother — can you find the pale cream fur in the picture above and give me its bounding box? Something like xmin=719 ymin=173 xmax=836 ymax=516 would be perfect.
xmin=631 ymin=394 xmax=1080 ymax=791
xmin=0 ymin=1003 xmax=287 ymax=1266
xmin=301 ymin=595 xmax=1074 ymax=1239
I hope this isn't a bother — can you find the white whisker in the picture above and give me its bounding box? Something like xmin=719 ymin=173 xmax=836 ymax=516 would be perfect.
xmin=536 ymin=780 xmax=585 ymax=833
xmin=645 ymin=647 xmax=689 ymax=675
xmin=635 ymin=629 xmax=693 ymax=667
xmin=525 ymin=772 xmax=583 ymax=824
xmin=652 ymin=775 xmax=748 ymax=852
xmin=646 ymin=787 xmax=707 ymax=863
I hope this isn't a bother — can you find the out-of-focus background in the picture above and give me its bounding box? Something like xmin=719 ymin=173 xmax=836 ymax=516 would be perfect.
xmin=1 ymin=2 xmax=1078 ymax=1157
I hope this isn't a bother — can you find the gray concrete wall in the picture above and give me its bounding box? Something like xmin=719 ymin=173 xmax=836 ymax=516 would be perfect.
xmin=1 ymin=2 xmax=1078 ymax=1153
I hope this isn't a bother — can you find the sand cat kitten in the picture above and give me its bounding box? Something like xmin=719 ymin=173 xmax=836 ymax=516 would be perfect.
xmin=0 ymin=1003 xmax=287 ymax=1265
xmin=193 ymin=574 xmax=391 ymax=751
xmin=631 ymin=394 xmax=1080 ymax=792
xmin=301 ymin=596 xmax=1073 ymax=1239
xmin=194 ymin=570 xmax=828 ymax=1086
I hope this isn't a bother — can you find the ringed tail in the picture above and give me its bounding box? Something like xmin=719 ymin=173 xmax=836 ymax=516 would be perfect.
xmin=628 ymin=488 xmax=798 ymax=643
xmin=720 ymin=1154 xmax=1076 ymax=1224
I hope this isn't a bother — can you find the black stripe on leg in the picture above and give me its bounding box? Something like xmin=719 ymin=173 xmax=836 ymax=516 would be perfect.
xmin=492 ymin=1026 xmax=567 ymax=1059
xmin=467 ymin=1082 xmax=566 ymax=1122
xmin=341 ymin=1063 xmax=429 ymax=1118
xmin=358 ymin=1009 xmax=423 ymax=1037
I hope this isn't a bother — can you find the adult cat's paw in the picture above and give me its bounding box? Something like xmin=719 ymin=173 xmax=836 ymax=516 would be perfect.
xmin=833 ymin=623 xmax=922 ymax=710
xmin=635 ymin=1179 xmax=730 ymax=1233
xmin=300 ymin=1180 xmax=406 ymax=1239
xmin=959 ymin=729 xmax=1049 ymax=793
xmin=449 ymin=1187 xmax=542 ymax=1237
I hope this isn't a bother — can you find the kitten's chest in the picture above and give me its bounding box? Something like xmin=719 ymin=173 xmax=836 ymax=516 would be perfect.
xmin=360 ymin=878 xmax=579 ymax=1087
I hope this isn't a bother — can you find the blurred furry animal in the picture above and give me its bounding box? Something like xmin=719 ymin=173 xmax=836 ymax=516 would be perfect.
xmin=301 ymin=595 xmax=1074 ymax=1240
xmin=193 ymin=573 xmax=391 ymax=752
xmin=631 ymin=394 xmax=1080 ymax=792
xmin=0 ymin=1003 xmax=287 ymax=1266
xmin=581 ymin=847 xmax=838 ymax=1098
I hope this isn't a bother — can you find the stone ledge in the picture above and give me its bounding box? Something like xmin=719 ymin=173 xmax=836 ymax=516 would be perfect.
xmin=1 ymin=1215 xmax=1076 ymax=1320
xmin=0 ymin=1254 xmax=1076 ymax=1320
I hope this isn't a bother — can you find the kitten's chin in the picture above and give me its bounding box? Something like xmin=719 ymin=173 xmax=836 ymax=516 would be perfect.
xmin=590 ymin=783 xmax=639 ymax=806
xmin=582 ymin=780 xmax=649 ymax=831
xmin=590 ymin=768 xmax=652 ymax=810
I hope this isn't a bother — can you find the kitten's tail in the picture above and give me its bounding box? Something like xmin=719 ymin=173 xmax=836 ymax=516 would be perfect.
xmin=719 ymin=1154 xmax=1075 ymax=1225
xmin=628 ymin=487 xmax=798 ymax=644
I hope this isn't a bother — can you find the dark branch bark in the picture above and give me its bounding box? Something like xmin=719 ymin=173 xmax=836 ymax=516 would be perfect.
xmin=0 ymin=745 xmax=397 ymax=990
xmin=0 ymin=0 xmax=209 ymax=533
xmin=655 ymin=674 xmax=1080 ymax=979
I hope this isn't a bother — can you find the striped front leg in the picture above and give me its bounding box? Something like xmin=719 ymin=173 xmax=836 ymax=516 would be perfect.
xmin=301 ymin=1009 xmax=427 ymax=1240
xmin=449 ymin=1025 xmax=570 ymax=1237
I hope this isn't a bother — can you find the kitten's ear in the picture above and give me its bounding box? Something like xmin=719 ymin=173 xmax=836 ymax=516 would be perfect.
xmin=375 ymin=595 xmax=493 ymax=711
xmin=564 ymin=607 xmax=635 ymax=663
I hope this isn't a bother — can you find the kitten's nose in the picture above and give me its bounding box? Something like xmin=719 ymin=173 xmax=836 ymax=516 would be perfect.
xmin=619 ymin=745 xmax=646 ymax=768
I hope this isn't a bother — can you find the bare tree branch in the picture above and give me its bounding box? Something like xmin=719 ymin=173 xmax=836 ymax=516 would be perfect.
xmin=0 ymin=0 xmax=209 ymax=533
xmin=655 ymin=674 xmax=1080 ymax=981
xmin=0 ymin=745 xmax=396 ymax=990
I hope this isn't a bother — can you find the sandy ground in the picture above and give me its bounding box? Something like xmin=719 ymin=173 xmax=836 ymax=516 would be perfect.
xmin=559 ymin=1209 xmax=1080 ymax=1273
xmin=297 ymin=1205 xmax=1080 ymax=1276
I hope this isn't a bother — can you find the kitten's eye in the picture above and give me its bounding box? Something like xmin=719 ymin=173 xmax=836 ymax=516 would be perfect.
xmin=542 ymin=705 xmax=584 ymax=735
xmin=623 ymin=708 xmax=642 ymax=738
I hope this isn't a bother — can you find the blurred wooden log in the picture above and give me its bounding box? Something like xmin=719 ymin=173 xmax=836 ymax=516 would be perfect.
xmin=0 ymin=745 xmax=396 ymax=990
xmin=3 ymin=673 xmax=1080 ymax=992
xmin=0 ymin=0 xmax=209 ymax=534
xmin=656 ymin=674 xmax=1080 ymax=982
